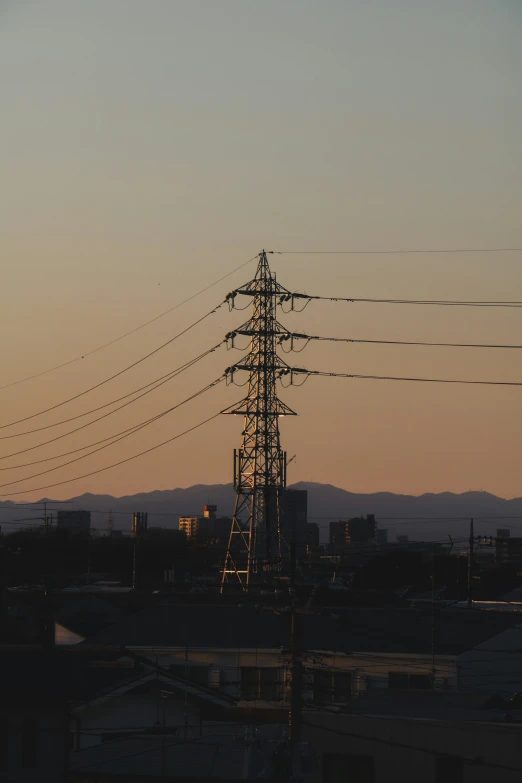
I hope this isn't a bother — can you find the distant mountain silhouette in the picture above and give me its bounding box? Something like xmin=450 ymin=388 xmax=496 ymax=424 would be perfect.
xmin=1 ymin=483 xmax=521 ymax=542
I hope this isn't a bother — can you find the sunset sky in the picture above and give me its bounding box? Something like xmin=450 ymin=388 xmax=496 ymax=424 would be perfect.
xmin=1 ymin=0 xmax=522 ymax=501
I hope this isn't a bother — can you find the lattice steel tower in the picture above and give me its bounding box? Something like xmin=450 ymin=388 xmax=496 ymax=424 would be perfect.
xmin=221 ymin=251 xmax=296 ymax=590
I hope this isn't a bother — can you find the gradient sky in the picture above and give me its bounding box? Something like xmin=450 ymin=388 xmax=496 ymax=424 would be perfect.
xmin=1 ymin=0 xmax=522 ymax=501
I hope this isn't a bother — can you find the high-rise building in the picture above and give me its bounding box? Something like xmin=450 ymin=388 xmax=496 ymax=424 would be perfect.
xmin=179 ymin=507 xmax=231 ymax=544
xmin=178 ymin=515 xmax=203 ymax=540
xmin=496 ymin=537 xmax=522 ymax=565
xmin=56 ymin=510 xmax=91 ymax=533
xmin=306 ymin=522 xmax=320 ymax=548
xmin=280 ymin=489 xmax=308 ymax=553
xmin=329 ymin=515 xmax=377 ymax=548
xmin=329 ymin=521 xmax=345 ymax=547
xmin=131 ymin=512 xmax=148 ymax=536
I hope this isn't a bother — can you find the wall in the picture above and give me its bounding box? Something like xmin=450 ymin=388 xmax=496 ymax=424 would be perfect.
xmin=303 ymin=713 xmax=522 ymax=783
xmin=458 ymin=622 xmax=522 ymax=697
xmin=0 ymin=705 xmax=67 ymax=783
xmin=74 ymin=682 xmax=206 ymax=749
xmin=125 ymin=648 xmax=458 ymax=705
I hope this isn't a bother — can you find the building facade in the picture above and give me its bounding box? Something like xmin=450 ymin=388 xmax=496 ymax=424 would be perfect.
xmin=330 ymin=515 xmax=376 ymax=548
xmin=495 ymin=537 xmax=522 ymax=565
xmin=178 ymin=506 xmax=231 ymax=545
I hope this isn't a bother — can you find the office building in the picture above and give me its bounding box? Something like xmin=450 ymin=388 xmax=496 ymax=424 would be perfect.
xmin=306 ymin=522 xmax=320 ymax=549
xmin=330 ymin=515 xmax=376 ymax=548
xmin=179 ymin=506 xmax=231 ymax=544
xmin=495 ymin=536 xmax=522 ymax=566
xmin=280 ymin=489 xmax=308 ymax=553
xmin=131 ymin=512 xmax=148 ymax=535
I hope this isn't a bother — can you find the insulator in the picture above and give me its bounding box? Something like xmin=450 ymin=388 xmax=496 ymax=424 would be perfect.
xmin=226 ymin=291 xmax=237 ymax=310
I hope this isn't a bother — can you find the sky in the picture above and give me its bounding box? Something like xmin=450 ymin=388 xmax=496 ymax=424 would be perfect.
xmin=1 ymin=0 xmax=522 ymax=502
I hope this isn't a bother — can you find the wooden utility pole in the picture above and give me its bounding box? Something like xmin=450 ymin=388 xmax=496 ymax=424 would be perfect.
xmin=467 ymin=518 xmax=474 ymax=609
xmin=288 ymin=529 xmax=304 ymax=782
xmin=431 ymin=548 xmax=436 ymax=688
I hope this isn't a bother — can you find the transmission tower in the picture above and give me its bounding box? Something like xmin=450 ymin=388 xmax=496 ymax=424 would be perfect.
xmin=221 ymin=251 xmax=296 ymax=590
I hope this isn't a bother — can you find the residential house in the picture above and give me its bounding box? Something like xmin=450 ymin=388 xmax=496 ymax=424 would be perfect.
xmin=82 ymin=604 xmax=522 ymax=706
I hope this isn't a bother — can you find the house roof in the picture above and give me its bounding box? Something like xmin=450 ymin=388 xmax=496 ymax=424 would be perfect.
xmin=0 ymin=647 xmax=133 ymax=705
xmin=82 ymin=604 xmax=522 ymax=655
xmin=0 ymin=645 xmax=235 ymax=709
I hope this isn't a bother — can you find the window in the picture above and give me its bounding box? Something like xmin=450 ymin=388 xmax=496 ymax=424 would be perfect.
xmin=21 ymin=718 xmax=37 ymax=769
xmin=323 ymin=753 xmax=374 ymax=783
xmin=435 ymin=756 xmax=464 ymax=783
xmin=240 ymin=668 xmax=282 ymax=700
xmin=0 ymin=719 xmax=8 ymax=768
xmin=313 ymin=671 xmax=352 ymax=703
xmin=388 ymin=672 xmax=430 ymax=690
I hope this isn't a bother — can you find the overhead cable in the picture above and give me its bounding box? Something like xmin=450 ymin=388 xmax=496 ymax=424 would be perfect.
xmin=276 ymin=292 xmax=522 ymax=309
xmin=279 ymin=367 xmax=522 ymax=387
xmin=0 ymin=342 xmax=223 ymax=442
xmin=280 ymin=333 xmax=522 ymax=350
xmin=0 ymin=302 xmax=224 ymax=432
xmin=0 ymin=377 xmax=225 ymax=490
xmin=0 ymin=254 xmax=258 ymax=393
xmin=0 ymin=407 xmax=223 ymax=498
xmin=274 ymin=247 xmax=522 ymax=255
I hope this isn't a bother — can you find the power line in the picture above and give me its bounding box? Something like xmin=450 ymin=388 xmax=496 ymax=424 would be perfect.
xmin=276 ymin=292 xmax=522 ymax=308
xmin=0 ymin=405 xmax=223 ymax=498
xmin=0 ymin=350 xmax=219 ymax=461
xmin=0 ymin=254 xmax=258 ymax=393
xmin=0 ymin=377 xmax=225 ymax=490
xmin=281 ymin=333 xmax=522 ymax=350
xmin=0 ymin=505 xmax=195 ymax=517
xmin=285 ymin=368 xmax=522 ymax=387
xmin=0 ymin=342 xmax=222 ymax=443
xmin=275 ymin=248 xmax=522 ymax=255
xmin=0 ymin=301 xmax=224 ymax=432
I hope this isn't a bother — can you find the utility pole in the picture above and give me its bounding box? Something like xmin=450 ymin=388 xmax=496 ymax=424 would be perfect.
xmin=467 ymin=518 xmax=474 ymax=609
xmin=288 ymin=533 xmax=302 ymax=752
xmin=431 ymin=548 xmax=436 ymax=689
xmin=131 ymin=512 xmax=148 ymax=589
xmin=35 ymin=502 xmax=53 ymax=539
xmin=221 ymin=251 xmax=296 ymax=590
xmin=132 ymin=537 xmax=138 ymax=590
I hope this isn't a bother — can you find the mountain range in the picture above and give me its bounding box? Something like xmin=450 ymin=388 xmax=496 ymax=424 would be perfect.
xmin=1 ymin=482 xmax=521 ymax=543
